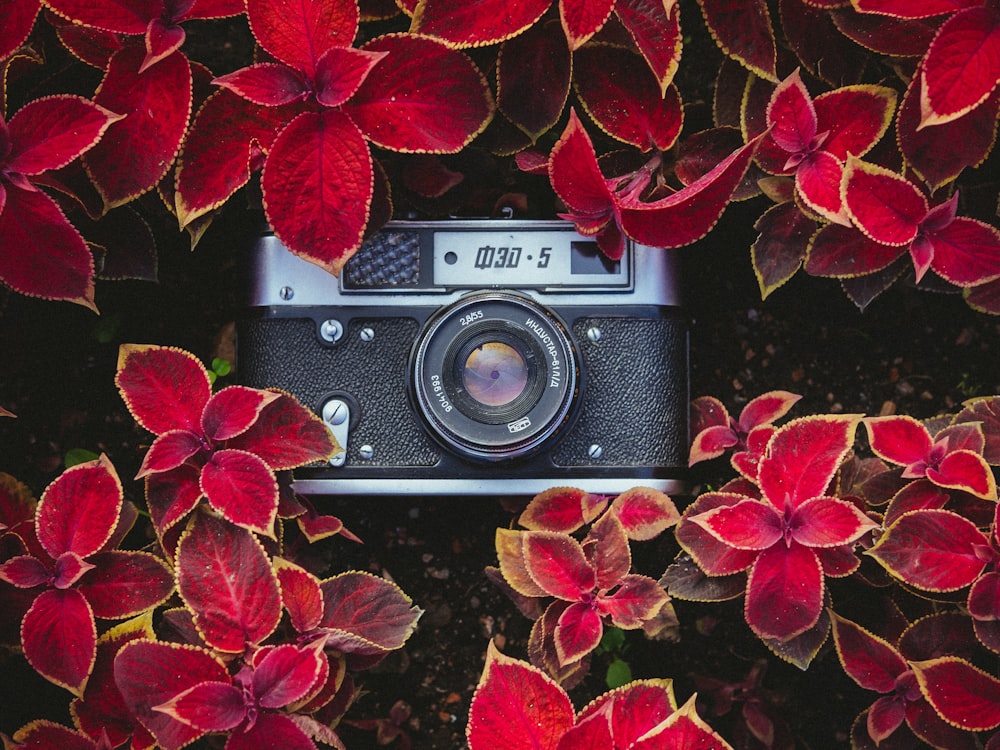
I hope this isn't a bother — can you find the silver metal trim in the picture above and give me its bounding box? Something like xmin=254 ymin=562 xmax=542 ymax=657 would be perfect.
xmin=292 ymin=477 xmax=689 ymax=497
xmin=244 ymin=220 xmax=683 ymax=309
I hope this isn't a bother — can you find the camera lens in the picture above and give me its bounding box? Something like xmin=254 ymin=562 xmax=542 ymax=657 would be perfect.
xmin=410 ymin=291 xmax=580 ymax=461
xmin=461 ymin=341 xmax=528 ymax=407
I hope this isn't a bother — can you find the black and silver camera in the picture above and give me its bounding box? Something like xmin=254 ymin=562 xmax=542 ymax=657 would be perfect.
xmin=238 ymin=220 xmax=689 ymax=496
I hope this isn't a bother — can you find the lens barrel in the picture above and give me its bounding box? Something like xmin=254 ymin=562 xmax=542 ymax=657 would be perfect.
xmin=410 ymin=291 xmax=579 ymax=461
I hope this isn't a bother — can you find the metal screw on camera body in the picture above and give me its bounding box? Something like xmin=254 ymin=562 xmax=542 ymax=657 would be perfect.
xmin=588 ymin=444 xmax=604 ymax=459
xmin=320 ymin=319 xmax=344 ymax=343
xmin=586 ymin=326 xmax=602 ymax=343
xmin=360 ymin=327 xmax=375 ymax=342
xmin=358 ymin=444 xmax=374 ymax=460
xmin=279 ymin=286 xmax=294 ymax=301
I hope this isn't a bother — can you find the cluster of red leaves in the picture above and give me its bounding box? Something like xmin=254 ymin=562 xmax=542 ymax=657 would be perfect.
xmin=669 ymin=389 xmax=1000 ymax=746
xmin=2 ymin=0 xmax=997 ymax=312
xmin=0 ymin=345 xmax=422 ymax=750
xmin=490 ymin=486 xmax=680 ymax=687
xmin=466 ymin=641 xmax=735 ymax=750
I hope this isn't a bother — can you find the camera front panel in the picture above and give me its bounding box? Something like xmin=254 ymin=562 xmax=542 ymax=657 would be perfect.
xmin=239 ymin=220 xmax=689 ymax=496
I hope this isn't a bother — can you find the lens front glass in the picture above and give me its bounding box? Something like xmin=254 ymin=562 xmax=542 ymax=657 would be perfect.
xmin=462 ymin=341 xmax=528 ymax=407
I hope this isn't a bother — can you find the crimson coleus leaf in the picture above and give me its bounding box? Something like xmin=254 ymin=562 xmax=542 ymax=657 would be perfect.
xmin=851 ymin=0 xmax=979 ymax=17
xmin=696 ymin=0 xmax=777 ymax=80
xmin=518 ymin=486 xmax=608 ymax=534
xmin=145 ymin=464 xmax=202 ymax=537
xmin=0 ymin=0 xmax=39 ymax=59
xmin=410 ymin=0 xmax=550 ymax=48
xmin=85 ymin=46 xmax=191 ymax=211
xmin=911 ymin=657 xmax=1000 ymax=732
xmin=830 ymin=612 xmax=907 ymax=693
xmin=226 ymin=392 xmax=337 ymax=470
xmin=832 ymin=5 xmax=941 ymax=56
xmin=585 ymin=512 xmax=632 ymax=588
xmin=200 ymin=449 xmax=278 ymax=536
xmin=676 ymin=493 xmax=758 ymax=576
xmin=247 ymin=0 xmax=358 ymax=79
xmin=9 ymin=721 xmax=101 ymax=750
xmin=155 ymin=681 xmax=246 ymax=732
xmin=574 ymin=679 xmax=677 ymax=746
xmin=274 ymin=558 xmax=324 ymax=633
xmin=116 ymin=344 xmax=212 ymax=435
xmin=36 ymin=454 xmax=122 ymax=559
xmin=467 ymin=643 xmax=574 ymax=750
xmin=346 ymin=33 xmax=495 ymax=153
xmin=496 ymin=528 xmax=549 ymax=598
xmin=261 ymin=109 xmax=372 ymax=276
xmin=318 ymin=571 xmax=422 ymax=655
xmin=609 ymin=486 xmax=680 ymax=541
xmin=76 ymin=550 xmax=174 ymax=618
xmin=613 ymin=0 xmax=682 ymax=96
xmin=869 ymin=509 xmax=991 ymax=591
xmin=954 ymin=396 xmax=1000 ymax=465
xmin=22 ymin=588 xmax=96 ymax=696
xmin=919 ymin=6 xmax=1000 ymax=127
xmin=523 ymin=530 xmax=596 ymax=600
xmin=635 ymin=694 xmax=735 ymax=748
xmin=574 ymin=44 xmax=683 ymax=152
xmin=781 ymin=0 xmax=868 ymax=87
xmin=804 ymin=222 xmax=905 ymax=278
xmin=497 ymin=19 xmax=570 ymax=142
xmin=115 ymin=639 xmax=230 ymax=750
xmin=745 ymin=541 xmax=825 ymax=641
xmin=175 ymin=511 xmax=282 ymax=652
xmin=554 ymin=600 xmax=603 ymax=665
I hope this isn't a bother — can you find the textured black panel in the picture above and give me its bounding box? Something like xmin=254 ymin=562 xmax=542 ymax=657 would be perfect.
xmin=238 ymin=317 xmax=440 ymax=466
xmin=553 ymin=316 xmax=688 ymax=467
xmin=343 ymin=231 xmax=420 ymax=287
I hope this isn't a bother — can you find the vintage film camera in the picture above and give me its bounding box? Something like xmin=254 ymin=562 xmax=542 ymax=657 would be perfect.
xmin=238 ymin=220 xmax=689 ymax=496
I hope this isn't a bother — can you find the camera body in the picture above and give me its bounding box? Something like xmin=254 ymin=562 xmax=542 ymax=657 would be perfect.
xmin=238 ymin=220 xmax=689 ymax=496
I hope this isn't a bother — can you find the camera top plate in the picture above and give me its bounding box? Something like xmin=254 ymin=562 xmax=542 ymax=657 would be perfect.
xmin=243 ymin=219 xmax=683 ymax=309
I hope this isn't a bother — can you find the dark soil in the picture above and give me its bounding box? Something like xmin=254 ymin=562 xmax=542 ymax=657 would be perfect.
xmin=2 ymin=196 xmax=998 ymax=748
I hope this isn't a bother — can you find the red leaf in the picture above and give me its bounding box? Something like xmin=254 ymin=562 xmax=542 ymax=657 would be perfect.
xmin=911 ymin=657 xmax=1000 ymax=731
xmin=43 ymin=0 xmax=152 ymax=33
xmin=76 ymin=550 xmax=174 ymax=618
xmin=864 ymin=415 xmax=933 ymax=466
xmin=523 ymin=531 xmax=596 ymax=600
xmin=851 ymin=0 xmax=979 ymax=17
xmin=869 ymin=509 xmax=990 ymax=591
xmin=813 ymin=85 xmax=897 ymax=162
xmin=347 ymin=33 xmax=494 ymax=153
xmin=781 ymin=0 xmax=868 ymax=86
xmin=0 ymin=0 xmax=40 ymax=60
xmin=843 ymin=158 xmax=928 ymax=246
xmin=200 ymin=449 xmax=278 ymax=537
xmin=202 ymin=386 xmax=279 ymax=442
xmin=795 ymin=149 xmax=850 ymax=224
xmin=175 ymin=90 xmax=294 ymax=227
xmin=253 ymin=643 xmax=326 ymax=709
xmin=22 ymin=588 xmax=96 ymax=696
xmin=155 ymin=681 xmax=245 ymax=732
xmin=137 ymin=430 xmax=203 ymax=477
xmin=142 ymin=19 xmax=186 ymax=73
xmin=5 ymin=95 xmax=122 ymax=176
xmin=791 ymin=496 xmax=877 ymax=548
xmin=115 ymin=640 xmax=229 ymax=750
xmin=739 ymin=390 xmax=802 ymax=432
xmin=613 ymin=0 xmax=682 ymax=96
xmin=9 ymin=721 xmax=98 ymax=750
xmin=618 ymin=132 xmax=765 ymax=248
xmin=576 ymin=680 xmax=676 ymax=746
xmin=315 ymin=46 xmax=388 ymax=108
xmin=609 ymin=486 xmax=679 ymax=541
xmin=969 ymin=571 xmax=1000 ymax=621
xmin=548 ymin=107 xmax=615 ymax=223
xmin=955 ymin=397 xmax=1000 ymax=465
xmin=560 ymin=0 xmax=613 ymax=48
xmin=690 ymin=499 xmax=782 ymax=550
xmin=676 ymin=493 xmax=759 ymax=576
xmin=766 ymin=68 xmax=817 ymax=155
xmin=927 ymin=217 xmax=1000 ymax=288
xmin=554 ymin=601 xmax=603 ymax=665
xmin=319 ymin=571 xmax=421 ymax=653
xmin=598 ymin=574 xmax=670 ymax=628
xmin=497 ymin=19 xmax=571 ymax=141
xmin=697 ymin=0 xmax=777 ymax=80
xmin=274 ymin=558 xmax=324 ymax=633
xmin=226 ymin=392 xmax=337 ymax=470
xmin=228 ymin=711 xmax=317 ymax=750
xmin=898 ymin=66 xmax=999 ymax=191
xmin=831 ymin=612 xmax=908 ymax=692
xmin=920 ymin=6 xmax=1000 ymax=127
xmin=751 ymin=202 xmax=813 ymax=297
xmin=927 ymin=449 xmax=997 ymax=499
xmin=213 ymin=63 xmax=311 ymax=106
xmin=869 ymin=695 xmax=907 ymax=743
xmin=496 ymin=528 xmax=549 ymax=598
xmin=116 ymin=344 xmax=212 ymax=435
xmin=176 ymin=512 xmax=282 ymax=651
xmin=637 ymin=694 xmax=735 ymax=748
xmin=805 ymin=222 xmax=903 ymax=277
xmin=586 ymin=512 xmax=632 ymax=590
xmin=757 ymin=415 xmax=861 ymax=510
xmin=745 ymin=542 xmax=824 ymax=641
xmin=261 ymin=109 xmax=372 ymax=275
xmin=145 ymin=464 xmax=203 ymax=537
xmin=574 ymin=45 xmax=683 ymax=152
xmin=246 ymin=0 xmax=358 ymax=78
xmin=410 ymin=0 xmax=549 ymax=47
xmin=0 ymin=184 xmax=96 ymax=309
xmin=519 ymin=486 xmax=608 ymax=534
xmin=86 ymin=47 xmax=192 ymax=210
xmin=36 ymin=455 xmax=122 ymax=559
xmin=689 ymin=424 xmax=739 ymax=465
xmin=0 ymin=554 xmax=49 ymax=588
xmin=467 ymin=650 xmax=574 ymax=750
